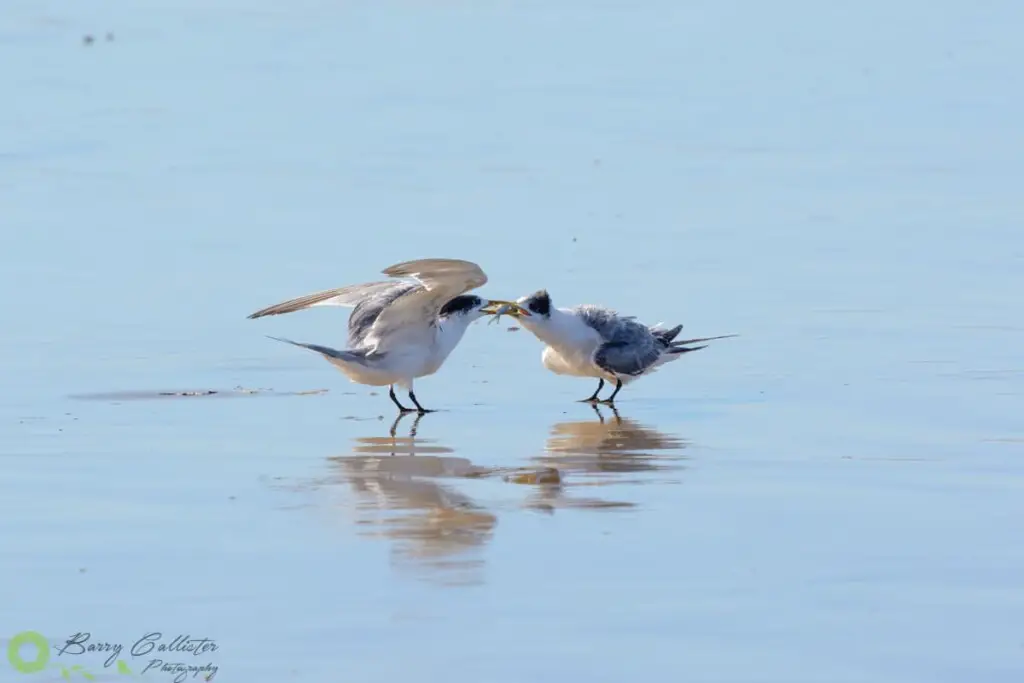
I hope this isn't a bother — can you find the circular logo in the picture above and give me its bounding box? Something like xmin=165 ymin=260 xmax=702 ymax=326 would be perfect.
xmin=7 ymin=631 xmax=50 ymax=673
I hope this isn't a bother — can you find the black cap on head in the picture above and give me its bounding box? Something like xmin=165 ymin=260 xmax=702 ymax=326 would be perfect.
xmin=439 ymin=295 xmax=482 ymax=317
xmin=521 ymin=289 xmax=551 ymax=317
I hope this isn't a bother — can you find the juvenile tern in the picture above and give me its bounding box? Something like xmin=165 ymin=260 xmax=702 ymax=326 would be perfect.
xmin=504 ymin=289 xmax=735 ymax=404
xmin=247 ymin=258 xmax=528 ymax=413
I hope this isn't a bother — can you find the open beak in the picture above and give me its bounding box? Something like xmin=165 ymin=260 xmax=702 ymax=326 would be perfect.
xmin=480 ymin=300 xmax=531 ymax=317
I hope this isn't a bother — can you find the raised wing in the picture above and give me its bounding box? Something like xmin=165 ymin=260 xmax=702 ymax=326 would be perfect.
xmin=382 ymin=258 xmax=488 ymax=293
xmin=346 ymin=282 xmax=419 ymax=346
xmin=368 ymin=258 xmax=489 ymax=336
xmin=247 ymin=281 xmax=399 ymax=319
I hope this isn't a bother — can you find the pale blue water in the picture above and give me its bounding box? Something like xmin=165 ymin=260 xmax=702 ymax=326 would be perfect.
xmin=3 ymin=0 xmax=1023 ymax=681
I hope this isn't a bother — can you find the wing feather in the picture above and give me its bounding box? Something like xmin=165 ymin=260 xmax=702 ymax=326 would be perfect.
xmin=247 ymin=281 xmax=399 ymax=319
xmin=369 ymin=258 xmax=489 ymax=335
xmin=247 ymin=259 xmax=490 ymax=351
xmin=593 ymin=335 xmax=661 ymax=376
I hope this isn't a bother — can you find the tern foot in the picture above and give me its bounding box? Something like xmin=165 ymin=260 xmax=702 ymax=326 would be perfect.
xmin=599 ymin=379 xmax=624 ymax=404
xmin=578 ymin=379 xmax=605 ymax=403
xmin=388 ymin=385 xmax=415 ymax=412
xmin=408 ymin=391 xmax=435 ymax=414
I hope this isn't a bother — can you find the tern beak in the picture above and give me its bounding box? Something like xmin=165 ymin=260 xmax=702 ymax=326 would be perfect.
xmin=480 ymin=300 xmax=531 ymax=316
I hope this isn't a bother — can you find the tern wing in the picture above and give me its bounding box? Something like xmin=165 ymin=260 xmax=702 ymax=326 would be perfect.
xmin=573 ymin=305 xmax=636 ymax=342
xmin=247 ymin=281 xmax=400 ymax=319
xmin=346 ymin=282 xmax=420 ymax=346
xmin=592 ymin=323 xmax=661 ymax=377
xmin=368 ymin=258 xmax=489 ymax=336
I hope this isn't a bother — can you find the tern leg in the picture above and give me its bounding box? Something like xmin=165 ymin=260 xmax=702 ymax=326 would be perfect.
xmin=579 ymin=378 xmax=605 ymax=403
xmin=599 ymin=378 xmax=624 ymax=404
xmin=407 ymin=391 xmax=435 ymax=414
xmin=389 ymin=385 xmax=415 ymax=413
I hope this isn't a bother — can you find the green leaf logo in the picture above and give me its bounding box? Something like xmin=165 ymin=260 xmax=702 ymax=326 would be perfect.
xmin=117 ymin=659 xmax=134 ymax=675
xmin=57 ymin=664 xmax=97 ymax=681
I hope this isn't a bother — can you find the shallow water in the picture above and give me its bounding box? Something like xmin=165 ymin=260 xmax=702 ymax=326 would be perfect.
xmin=3 ymin=0 xmax=1024 ymax=681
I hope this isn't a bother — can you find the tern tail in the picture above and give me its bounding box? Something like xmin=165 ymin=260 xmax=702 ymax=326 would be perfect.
xmin=265 ymin=336 xmax=370 ymax=363
xmin=667 ymin=344 xmax=708 ymax=355
xmin=651 ymin=324 xmax=684 ymax=345
xmin=666 ymin=333 xmax=738 ymax=354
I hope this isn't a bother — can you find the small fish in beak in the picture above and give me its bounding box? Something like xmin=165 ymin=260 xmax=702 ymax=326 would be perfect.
xmin=481 ymin=300 xmax=529 ymax=325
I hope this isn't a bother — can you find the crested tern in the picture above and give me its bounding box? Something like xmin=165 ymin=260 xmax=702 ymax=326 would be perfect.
xmin=247 ymin=258 xmax=528 ymax=413
xmin=502 ymin=289 xmax=735 ymax=404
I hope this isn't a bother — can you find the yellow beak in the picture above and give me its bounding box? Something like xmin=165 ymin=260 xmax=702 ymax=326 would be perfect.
xmin=480 ymin=300 xmax=531 ymax=316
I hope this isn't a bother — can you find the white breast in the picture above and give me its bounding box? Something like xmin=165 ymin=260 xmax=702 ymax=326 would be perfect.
xmin=541 ymin=346 xmax=593 ymax=377
xmin=525 ymin=309 xmax=606 ymax=378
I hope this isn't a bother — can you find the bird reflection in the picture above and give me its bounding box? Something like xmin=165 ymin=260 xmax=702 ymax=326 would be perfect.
xmin=286 ymin=406 xmax=690 ymax=584
xmin=325 ymin=412 xmax=496 ymax=586
xmin=359 ymin=411 xmax=447 ymax=456
xmin=537 ymin=404 xmax=688 ymax=475
xmin=521 ymin=404 xmax=689 ymax=513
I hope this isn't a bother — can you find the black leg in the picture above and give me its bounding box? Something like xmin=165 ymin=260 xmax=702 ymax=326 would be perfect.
xmin=588 ymin=403 xmax=605 ymax=424
xmin=599 ymin=378 xmax=623 ymax=404
xmin=579 ymin=378 xmax=605 ymax=402
xmin=408 ymin=390 xmax=435 ymax=414
xmin=389 ymin=385 xmax=414 ymax=413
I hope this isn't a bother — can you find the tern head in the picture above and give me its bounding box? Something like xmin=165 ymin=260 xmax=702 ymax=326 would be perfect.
xmin=441 ymin=295 xmax=529 ymax=323
xmin=515 ymin=289 xmax=552 ymax=321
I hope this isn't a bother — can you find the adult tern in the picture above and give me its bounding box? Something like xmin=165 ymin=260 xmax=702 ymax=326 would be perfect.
xmin=247 ymin=258 xmax=528 ymax=413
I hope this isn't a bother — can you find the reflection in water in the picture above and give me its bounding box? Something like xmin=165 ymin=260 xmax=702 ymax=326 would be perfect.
xmin=539 ymin=404 xmax=688 ymax=474
xmin=523 ymin=404 xmax=690 ymax=513
xmin=325 ymin=412 xmax=496 ymax=587
xmin=286 ymin=408 xmax=689 ymax=585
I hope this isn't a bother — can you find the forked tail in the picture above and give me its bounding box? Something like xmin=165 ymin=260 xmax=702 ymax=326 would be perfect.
xmin=650 ymin=324 xmax=684 ymax=345
xmin=660 ymin=331 xmax=739 ymax=355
